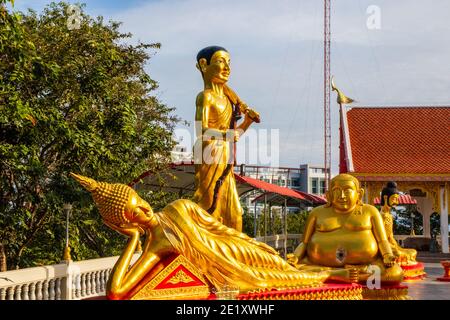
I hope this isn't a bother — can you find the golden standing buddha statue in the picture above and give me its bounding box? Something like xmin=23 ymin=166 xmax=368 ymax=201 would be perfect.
xmin=70 ymin=173 xmax=328 ymax=299
xmin=380 ymin=182 xmax=420 ymax=266
xmin=192 ymin=46 xmax=259 ymax=232
xmin=287 ymin=174 xmax=403 ymax=284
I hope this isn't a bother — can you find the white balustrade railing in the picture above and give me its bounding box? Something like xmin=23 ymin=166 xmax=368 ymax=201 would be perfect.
xmin=0 ymin=254 xmax=139 ymax=300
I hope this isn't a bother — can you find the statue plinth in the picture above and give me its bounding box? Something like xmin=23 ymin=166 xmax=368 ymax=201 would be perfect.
xmin=437 ymin=260 xmax=450 ymax=282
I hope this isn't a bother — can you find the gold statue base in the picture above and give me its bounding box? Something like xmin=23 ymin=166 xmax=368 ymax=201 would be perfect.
xmin=362 ymin=284 xmax=410 ymax=300
xmin=125 ymin=253 xmax=365 ymax=300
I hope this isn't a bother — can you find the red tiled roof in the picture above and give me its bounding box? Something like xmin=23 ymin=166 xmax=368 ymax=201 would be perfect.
xmin=235 ymin=174 xmax=307 ymax=200
xmin=344 ymin=107 xmax=450 ymax=174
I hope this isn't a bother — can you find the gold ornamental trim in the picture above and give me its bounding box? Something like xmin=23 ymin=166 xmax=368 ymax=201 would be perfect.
xmin=167 ymin=270 xmax=195 ymax=285
xmin=362 ymin=287 xmax=410 ymax=300
xmin=132 ymin=286 xmax=210 ymax=300
xmin=239 ymin=287 xmax=363 ymax=300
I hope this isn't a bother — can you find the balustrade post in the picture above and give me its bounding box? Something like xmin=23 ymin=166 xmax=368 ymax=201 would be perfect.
xmin=48 ymin=279 xmax=55 ymax=300
xmin=80 ymin=273 xmax=86 ymax=297
xmin=55 ymin=278 xmax=62 ymax=300
xmin=14 ymin=285 xmax=21 ymax=300
xmin=36 ymin=281 xmax=43 ymax=300
xmin=61 ymin=261 xmax=75 ymax=300
xmin=74 ymin=273 xmax=81 ymax=299
xmin=21 ymin=283 xmax=29 ymax=300
xmin=95 ymin=270 xmax=102 ymax=294
xmin=42 ymin=281 xmax=49 ymax=300
xmin=86 ymin=273 xmax=92 ymax=296
xmin=29 ymin=282 xmax=36 ymax=300
xmin=7 ymin=287 xmax=14 ymax=300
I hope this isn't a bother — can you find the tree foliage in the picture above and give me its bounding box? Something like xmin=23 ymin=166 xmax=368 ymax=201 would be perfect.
xmin=242 ymin=204 xmax=309 ymax=237
xmin=390 ymin=206 xmax=423 ymax=235
xmin=0 ymin=1 xmax=179 ymax=270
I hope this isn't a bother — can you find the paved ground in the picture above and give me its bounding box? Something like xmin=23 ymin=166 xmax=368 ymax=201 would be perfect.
xmin=407 ymin=263 xmax=450 ymax=300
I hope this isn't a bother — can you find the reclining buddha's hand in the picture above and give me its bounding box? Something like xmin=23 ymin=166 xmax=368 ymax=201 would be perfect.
xmin=286 ymin=253 xmax=300 ymax=267
xmin=383 ymin=254 xmax=396 ymax=267
xmin=104 ymin=220 xmax=145 ymax=237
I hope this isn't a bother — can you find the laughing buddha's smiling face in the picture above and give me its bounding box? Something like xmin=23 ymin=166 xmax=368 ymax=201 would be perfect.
xmin=331 ymin=179 xmax=359 ymax=213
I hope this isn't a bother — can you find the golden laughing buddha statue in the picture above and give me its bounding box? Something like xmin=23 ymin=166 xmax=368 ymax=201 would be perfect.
xmin=287 ymin=174 xmax=404 ymax=284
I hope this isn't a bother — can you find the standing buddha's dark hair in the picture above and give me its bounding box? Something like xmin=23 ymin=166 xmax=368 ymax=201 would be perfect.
xmin=380 ymin=181 xmax=399 ymax=206
xmin=196 ymin=46 xmax=228 ymax=65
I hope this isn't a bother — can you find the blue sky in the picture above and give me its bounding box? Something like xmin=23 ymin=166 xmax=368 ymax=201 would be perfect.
xmin=12 ymin=1 xmax=450 ymax=173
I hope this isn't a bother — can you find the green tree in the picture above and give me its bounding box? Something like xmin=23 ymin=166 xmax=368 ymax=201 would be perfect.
xmin=242 ymin=204 xmax=255 ymax=237
xmin=242 ymin=203 xmax=310 ymax=238
xmin=392 ymin=206 xmax=423 ymax=235
xmin=286 ymin=210 xmax=309 ymax=234
xmin=0 ymin=1 xmax=179 ymax=270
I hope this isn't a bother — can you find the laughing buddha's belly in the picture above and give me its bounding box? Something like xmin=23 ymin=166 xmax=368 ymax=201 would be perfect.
xmin=307 ymin=229 xmax=379 ymax=267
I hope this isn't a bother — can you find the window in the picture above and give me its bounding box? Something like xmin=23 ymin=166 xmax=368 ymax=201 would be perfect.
xmin=320 ymin=179 xmax=325 ymax=194
xmin=291 ymin=178 xmax=300 ymax=187
xmin=311 ymin=178 xmax=318 ymax=194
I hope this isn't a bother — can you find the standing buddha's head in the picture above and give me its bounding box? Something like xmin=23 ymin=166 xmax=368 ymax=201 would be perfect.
xmin=380 ymin=181 xmax=400 ymax=207
xmin=196 ymin=46 xmax=230 ymax=84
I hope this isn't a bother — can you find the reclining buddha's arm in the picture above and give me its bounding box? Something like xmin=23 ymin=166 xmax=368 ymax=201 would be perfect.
xmin=105 ymin=224 xmax=160 ymax=300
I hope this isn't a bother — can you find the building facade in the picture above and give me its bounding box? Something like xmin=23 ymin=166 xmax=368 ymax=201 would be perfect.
xmin=339 ymin=105 xmax=450 ymax=253
xmin=236 ymin=164 xmax=329 ymax=216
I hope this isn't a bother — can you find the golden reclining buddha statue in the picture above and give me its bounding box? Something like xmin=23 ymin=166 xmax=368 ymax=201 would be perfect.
xmin=70 ymin=173 xmax=329 ymax=299
xmin=287 ymin=174 xmax=403 ymax=284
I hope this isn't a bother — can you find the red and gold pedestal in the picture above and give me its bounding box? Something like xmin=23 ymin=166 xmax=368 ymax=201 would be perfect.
xmin=437 ymin=260 xmax=450 ymax=282
xmin=119 ymin=254 xmax=411 ymax=300
xmin=400 ymin=262 xmax=426 ymax=281
xmin=124 ymin=254 xmax=364 ymax=300
xmin=362 ymin=284 xmax=410 ymax=300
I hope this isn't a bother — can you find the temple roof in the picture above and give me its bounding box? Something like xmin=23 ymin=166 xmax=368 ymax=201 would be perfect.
xmin=340 ymin=106 xmax=450 ymax=179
